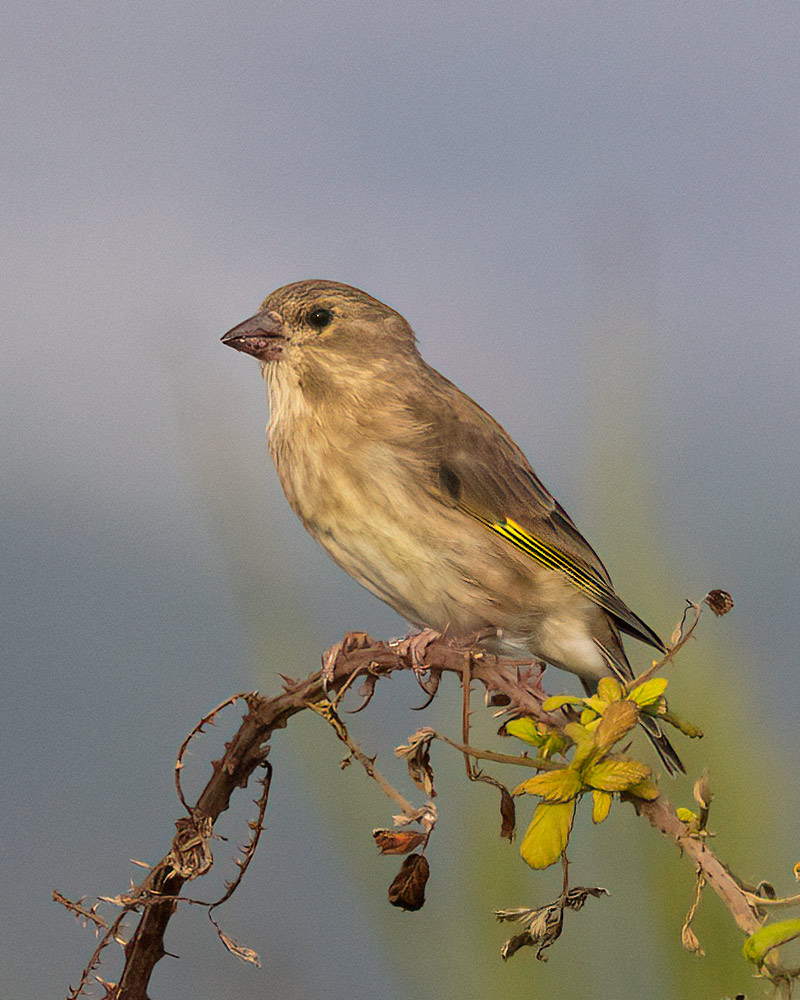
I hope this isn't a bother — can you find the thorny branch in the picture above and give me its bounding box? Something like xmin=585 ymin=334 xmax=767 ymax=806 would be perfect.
xmin=59 ymin=615 xmax=797 ymax=999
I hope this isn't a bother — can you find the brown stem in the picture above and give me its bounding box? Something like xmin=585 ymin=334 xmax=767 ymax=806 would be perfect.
xmin=63 ymin=632 xmax=796 ymax=998
xmin=640 ymin=796 xmax=795 ymax=990
xmin=308 ymin=699 xmax=419 ymax=817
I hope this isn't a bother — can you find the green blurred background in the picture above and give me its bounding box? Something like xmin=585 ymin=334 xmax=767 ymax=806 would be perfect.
xmin=3 ymin=3 xmax=799 ymax=998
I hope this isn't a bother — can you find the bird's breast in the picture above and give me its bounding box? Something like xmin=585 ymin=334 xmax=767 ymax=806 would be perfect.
xmin=262 ymin=367 xmax=605 ymax=677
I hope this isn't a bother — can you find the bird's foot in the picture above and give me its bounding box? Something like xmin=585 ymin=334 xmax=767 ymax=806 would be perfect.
xmin=406 ymin=628 xmax=441 ymax=676
xmin=400 ymin=628 xmax=444 ymax=708
xmin=321 ymin=630 xmax=373 ymax=689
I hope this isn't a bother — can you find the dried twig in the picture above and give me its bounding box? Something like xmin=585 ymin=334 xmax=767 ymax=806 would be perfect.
xmin=60 ymin=626 xmax=795 ymax=998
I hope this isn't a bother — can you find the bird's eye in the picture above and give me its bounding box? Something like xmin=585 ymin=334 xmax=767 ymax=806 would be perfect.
xmin=308 ymin=308 xmax=333 ymax=329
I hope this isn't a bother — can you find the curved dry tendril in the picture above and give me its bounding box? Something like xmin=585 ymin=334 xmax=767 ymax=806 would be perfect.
xmin=174 ymin=692 xmax=253 ymax=813
xmin=65 ymin=909 xmax=128 ymax=1000
xmin=64 ymin=594 xmax=786 ymax=1000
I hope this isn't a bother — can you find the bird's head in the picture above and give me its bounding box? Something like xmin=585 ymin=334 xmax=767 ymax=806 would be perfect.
xmin=222 ymin=280 xmax=418 ymax=379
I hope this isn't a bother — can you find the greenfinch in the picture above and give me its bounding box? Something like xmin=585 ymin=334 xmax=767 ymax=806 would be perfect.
xmin=222 ymin=280 xmax=683 ymax=774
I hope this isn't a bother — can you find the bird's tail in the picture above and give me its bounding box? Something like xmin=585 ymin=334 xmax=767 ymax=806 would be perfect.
xmin=638 ymin=714 xmax=685 ymax=776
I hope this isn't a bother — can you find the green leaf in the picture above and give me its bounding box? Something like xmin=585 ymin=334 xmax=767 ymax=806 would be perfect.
xmin=585 ymin=758 xmax=651 ymax=792
xmin=594 ymin=700 xmax=639 ymax=753
xmin=742 ymin=919 xmax=800 ymax=967
xmin=565 ymin=722 xmax=600 ymax=770
xmin=542 ymin=695 xmax=584 ymax=711
xmin=583 ymin=695 xmax=607 ymax=715
xmin=625 ymin=776 xmax=660 ymax=800
xmin=661 ymin=710 xmax=704 ymax=739
xmin=505 ymin=717 xmax=544 ymax=746
xmin=676 ymin=807 xmax=698 ymax=823
xmin=539 ymin=731 xmax=569 ymax=758
xmin=597 ymin=677 xmax=623 ymax=702
xmin=513 ymin=767 xmax=583 ymax=802
xmin=519 ymin=801 xmax=576 ymax=870
xmin=628 ymin=677 xmax=669 ymax=708
xmin=592 ymin=790 xmax=612 ymax=824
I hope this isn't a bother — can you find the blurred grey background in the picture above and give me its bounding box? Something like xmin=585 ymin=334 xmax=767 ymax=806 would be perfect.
xmin=3 ymin=2 xmax=799 ymax=998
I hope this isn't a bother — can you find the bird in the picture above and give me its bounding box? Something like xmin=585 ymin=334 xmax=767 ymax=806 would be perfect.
xmin=221 ymin=279 xmax=683 ymax=774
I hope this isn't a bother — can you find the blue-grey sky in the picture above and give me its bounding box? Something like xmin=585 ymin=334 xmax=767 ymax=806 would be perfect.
xmin=3 ymin=3 xmax=799 ymax=998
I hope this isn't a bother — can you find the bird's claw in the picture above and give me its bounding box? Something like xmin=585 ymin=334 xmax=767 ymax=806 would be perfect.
xmin=406 ymin=628 xmax=441 ymax=676
xmin=321 ymin=630 xmax=373 ymax=689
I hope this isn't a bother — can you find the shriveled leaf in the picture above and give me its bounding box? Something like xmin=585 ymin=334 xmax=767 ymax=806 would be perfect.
xmin=495 ymin=905 xmax=537 ymax=924
xmin=472 ymin=770 xmax=517 ymax=840
xmin=742 ymin=918 xmax=800 ymax=967
xmin=216 ymin=927 xmax=261 ymax=967
xmin=585 ymin=758 xmax=651 ymax=792
xmin=563 ymin=886 xmax=610 ymax=909
xmin=500 ymin=931 xmax=536 ymax=960
xmin=681 ymin=922 xmax=705 ymax=956
xmin=499 ymin=786 xmax=516 ymax=841
xmin=693 ymin=772 xmax=713 ymax=811
xmin=591 ymin=790 xmax=612 ymax=824
xmin=513 ymin=768 xmax=582 ymax=802
xmin=705 ymin=589 xmax=734 ymax=616
xmin=497 ymin=888 xmax=608 ymax=961
xmin=542 ymin=694 xmax=584 ymax=711
xmin=597 ymin=677 xmax=623 ymax=702
xmin=505 ymin=717 xmax=544 ymax=746
xmin=519 ymin=801 xmax=576 ymax=870
xmin=525 ymin=904 xmax=564 ymax=960
xmin=372 ymin=829 xmax=427 ymax=855
xmin=394 ymin=728 xmax=434 ymax=757
xmin=392 ymin=802 xmax=437 ymax=832
xmin=594 ymin=700 xmax=638 ymax=753
xmin=628 ymin=677 xmax=669 ymax=708
xmin=388 ymin=853 xmax=430 ymax=911
xmin=498 ymin=904 xmax=564 ymax=961
xmin=395 ymin=730 xmax=436 ymax=797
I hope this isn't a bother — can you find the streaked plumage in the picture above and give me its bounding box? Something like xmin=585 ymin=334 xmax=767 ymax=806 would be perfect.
xmin=222 ymin=280 xmax=683 ymax=773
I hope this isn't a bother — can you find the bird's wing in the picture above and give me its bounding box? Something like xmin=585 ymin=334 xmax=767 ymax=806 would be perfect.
xmin=414 ymin=370 xmax=666 ymax=653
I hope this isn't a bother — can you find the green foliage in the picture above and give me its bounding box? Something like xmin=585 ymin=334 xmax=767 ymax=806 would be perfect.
xmin=510 ymin=676 xmax=689 ymax=869
xmin=513 ymin=768 xmax=583 ymax=802
xmin=505 ymin=717 xmax=569 ymax=759
xmin=742 ymin=918 xmax=800 ymax=968
xmin=519 ymin=801 xmax=577 ymax=870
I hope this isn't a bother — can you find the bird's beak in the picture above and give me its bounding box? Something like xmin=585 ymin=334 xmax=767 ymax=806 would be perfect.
xmin=221 ymin=310 xmax=286 ymax=362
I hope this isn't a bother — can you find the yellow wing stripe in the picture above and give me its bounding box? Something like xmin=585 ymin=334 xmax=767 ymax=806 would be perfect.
xmin=464 ymin=510 xmax=617 ymax=611
xmin=458 ymin=507 xmax=665 ymax=652
xmin=494 ymin=518 xmax=608 ymax=598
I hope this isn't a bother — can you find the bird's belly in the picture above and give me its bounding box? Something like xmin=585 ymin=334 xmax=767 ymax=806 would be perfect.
xmin=271 ymin=425 xmax=609 ymax=681
xmin=301 ymin=487 xmax=478 ymax=630
xmin=318 ymin=508 xmax=609 ymax=682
